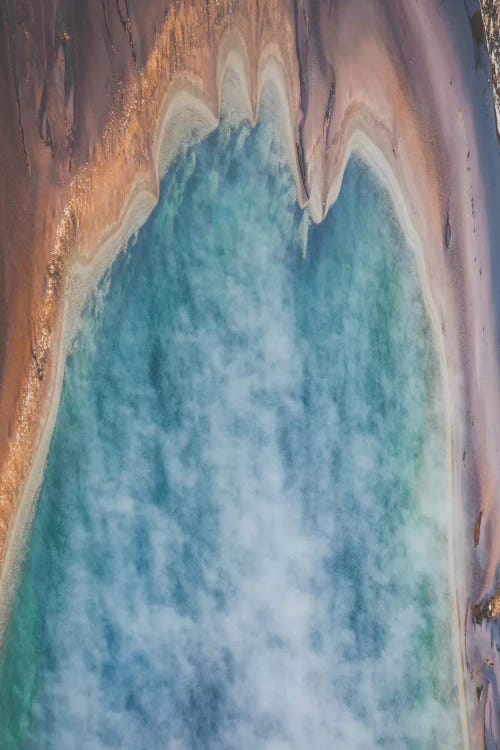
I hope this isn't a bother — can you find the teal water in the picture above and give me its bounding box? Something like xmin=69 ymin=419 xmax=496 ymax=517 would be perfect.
xmin=0 ymin=111 xmax=461 ymax=748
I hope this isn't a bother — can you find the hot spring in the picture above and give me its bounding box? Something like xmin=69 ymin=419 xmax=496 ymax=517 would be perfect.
xmin=0 ymin=105 xmax=462 ymax=748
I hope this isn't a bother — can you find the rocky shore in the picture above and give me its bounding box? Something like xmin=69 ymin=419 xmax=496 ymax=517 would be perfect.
xmin=480 ymin=0 xmax=500 ymax=136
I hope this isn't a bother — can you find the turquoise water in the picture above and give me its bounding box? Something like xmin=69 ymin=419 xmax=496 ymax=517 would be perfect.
xmin=0 ymin=109 xmax=461 ymax=748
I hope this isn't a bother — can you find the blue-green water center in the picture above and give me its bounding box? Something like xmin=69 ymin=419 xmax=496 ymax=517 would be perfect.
xmin=0 ymin=109 xmax=461 ymax=748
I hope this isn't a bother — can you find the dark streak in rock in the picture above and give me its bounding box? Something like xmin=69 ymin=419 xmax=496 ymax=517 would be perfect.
xmin=445 ymin=211 xmax=452 ymax=248
xmin=2 ymin=0 xmax=31 ymax=176
xmin=293 ymin=1 xmax=310 ymax=199
xmin=324 ymin=70 xmax=335 ymax=138
xmin=37 ymin=82 xmax=48 ymax=141
xmin=101 ymin=0 xmax=113 ymax=46
xmin=296 ymin=129 xmax=309 ymax=199
xmin=116 ymin=0 xmax=136 ymax=63
xmin=475 ymin=510 xmax=483 ymax=547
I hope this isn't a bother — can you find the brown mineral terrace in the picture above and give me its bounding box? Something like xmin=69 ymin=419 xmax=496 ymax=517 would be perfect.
xmin=0 ymin=0 xmax=499 ymax=746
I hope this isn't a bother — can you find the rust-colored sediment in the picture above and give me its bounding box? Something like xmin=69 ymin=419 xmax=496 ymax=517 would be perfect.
xmin=0 ymin=1 xmax=499 ymax=747
xmin=472 ymin=590 xmax=500 ymax=625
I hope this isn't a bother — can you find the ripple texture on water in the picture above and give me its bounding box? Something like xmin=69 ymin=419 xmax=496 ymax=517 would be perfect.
xmin=0 ymin=116 xmax=461 ymax=749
